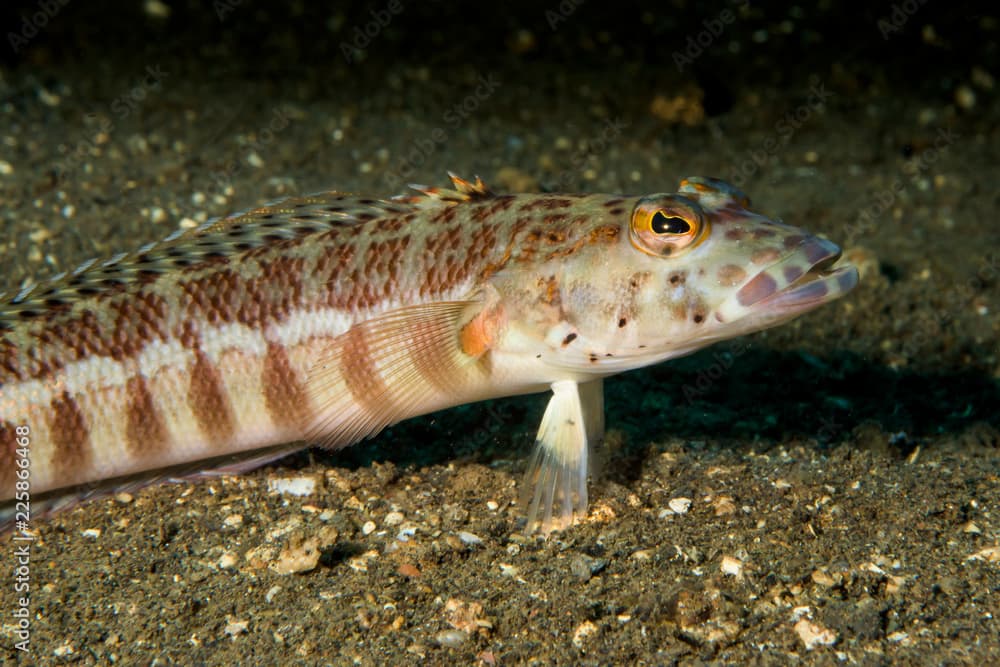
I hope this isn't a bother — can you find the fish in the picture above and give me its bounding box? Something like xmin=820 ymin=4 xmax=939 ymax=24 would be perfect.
xmin=0 ymin=174 xmax=858 ymax=534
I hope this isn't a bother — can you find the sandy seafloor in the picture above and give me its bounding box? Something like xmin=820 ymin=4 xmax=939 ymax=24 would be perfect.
xmin=0 ymin=1 xmax=998 ymax=665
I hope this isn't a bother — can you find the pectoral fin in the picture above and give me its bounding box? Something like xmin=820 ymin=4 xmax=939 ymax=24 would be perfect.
xmin=305 ymin=299 xmax=499 ymax=450
xmin=522 ymin=378 xmax=604 ymax=534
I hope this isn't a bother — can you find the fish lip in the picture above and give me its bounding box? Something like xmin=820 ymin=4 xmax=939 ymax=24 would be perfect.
xmin=753 ymin=239 xmax=858 ymax=312
xmin=718 ymin=237 xmax=858 ymax=322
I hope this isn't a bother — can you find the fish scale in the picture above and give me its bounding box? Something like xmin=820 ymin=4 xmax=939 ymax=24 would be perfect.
xmin=0 ymin=174 xmax=858 ymax=533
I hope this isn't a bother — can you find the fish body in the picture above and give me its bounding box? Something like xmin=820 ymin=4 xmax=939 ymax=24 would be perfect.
xmin=0 ymin=175 xmax=857 ymax=532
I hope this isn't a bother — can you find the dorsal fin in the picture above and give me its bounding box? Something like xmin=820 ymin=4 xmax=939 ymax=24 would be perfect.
xmin=395 ymin=172 xmax=494 ymax=205
xmin=0 ymin=191 xmax=415 ymax=328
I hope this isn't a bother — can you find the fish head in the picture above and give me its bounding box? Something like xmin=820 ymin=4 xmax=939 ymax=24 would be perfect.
xmin=522 ymin=177 xmax=859 ymax=375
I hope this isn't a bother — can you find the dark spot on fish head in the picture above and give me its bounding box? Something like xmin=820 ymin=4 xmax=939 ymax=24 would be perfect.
xmin=737 ymin=271 xmax=779 ymax=306
xmin=783 ymin=234 xmax=805 ymax=250
xmin=716 ymin=264 xmax=748 ymax=287
xmin=783 ymin=265 xmax=805 ymax=284
xmin=751 ymin=247 xmax=781 ymax=265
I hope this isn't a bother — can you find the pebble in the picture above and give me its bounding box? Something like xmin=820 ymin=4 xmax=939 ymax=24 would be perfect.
xmin=954 ymin=85 xmax=976 ymax=110
xmin=224 ymin=618 xmax=249 ymax=638
xmin=793 ymin=617 xmax=837 ymax=650
xmin=668 ymin=497 xmax=692 ymax=515
xmin=572 ymin=620 xmax=598 ymax=648
xmin=218 ymin=552 xmax=239 ymax=569
xmin=456 ymin=531 xmax=483 ymax=546
xmin=0 ymin=160 xmax=12 ymax=175
xmin=267 ymin=475 xmax=317 ymax=497
xmin=270 ymin=536 xmax=321 ymax=575
xmin=570 ymin=554 xmax=608 ymax=582
xmin=720 ymin=555 xmax=744 ymax=579
xmin=434 ymin=629 xmax=469 ymax=648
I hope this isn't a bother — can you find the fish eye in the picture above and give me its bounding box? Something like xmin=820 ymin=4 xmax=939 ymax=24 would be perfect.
xmin=630 ymin=195 xmax=708 ymax=257
xmin=651 ymin=211 xmax=691 ymax=235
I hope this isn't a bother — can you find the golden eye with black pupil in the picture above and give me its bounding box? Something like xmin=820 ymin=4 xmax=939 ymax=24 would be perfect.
xmin=651 ymin=212 xmax=691 ymax=235
xmin=629 ymin=194 xmax=708 ymax=257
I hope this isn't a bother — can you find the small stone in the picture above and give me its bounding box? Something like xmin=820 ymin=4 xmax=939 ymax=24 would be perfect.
xmin=572 ymin=620 xmax=598 ymax=648
xmin=0 ymin=160 xmax=13 ymax=175
xmin=720 ymin=555 xmax=744 ymax=578
xmin=270 ymin=535 xmax=321 ymax=575
xmin=148 ymin=206 xmax=168 ymax=224
xmin=115 ymin=492 xmax=134 ymax=504
xmin=967 ymin=546 xmax=1000 ymax=563
xmin=794 ymin=618 xmax=837 ymax=650
xmin=223 ymin=514 xmax=244 ymax=528
xmin=811 ymin=569 xmax=836 ymax=587
xmin=668 ymin=497 xmax=692 ymax=514
xmin=53 ymin=643 xmax=74 ymax=657
xmin=384 ymin=511 xmax=405 ymax=526
xmin=498 ymin=563 xmax=519 ymax=578
xmin=397 ymin=563 xmax=422 ymax=578
xmin=361 ymin=520 xmax=376 ymax=535
xmin=267 ymin=475 xmax=317 ymax=497
xmin=570 ymin=554 xmax=608 ymax=582
xmin=954 ymin=85 xmax=976 ymax=110
xmin=486 ymin=500 xmax=499 ymax=511
xmin=456 ymin=531 xmax=483 ymax=546
xmin=81 ymin=528 xmax=101 ymax=539
xmin=224 ymin=617 xmax=249 ymax=638
xmin=144 ymin=0 xmax=171 ymax=18
xmin=218 ymin=552 xmax=239 ymax=569
xmin=434 ymin=629 xmax=468 ymax=648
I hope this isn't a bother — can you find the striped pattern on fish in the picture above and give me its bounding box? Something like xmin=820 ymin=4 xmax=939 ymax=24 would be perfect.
xmin=0 ymin=174 xmax=858 ymax=533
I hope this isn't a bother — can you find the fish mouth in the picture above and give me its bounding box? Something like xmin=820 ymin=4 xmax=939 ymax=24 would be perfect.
xmin=720 ymin=237 xmax=859 ymax=321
